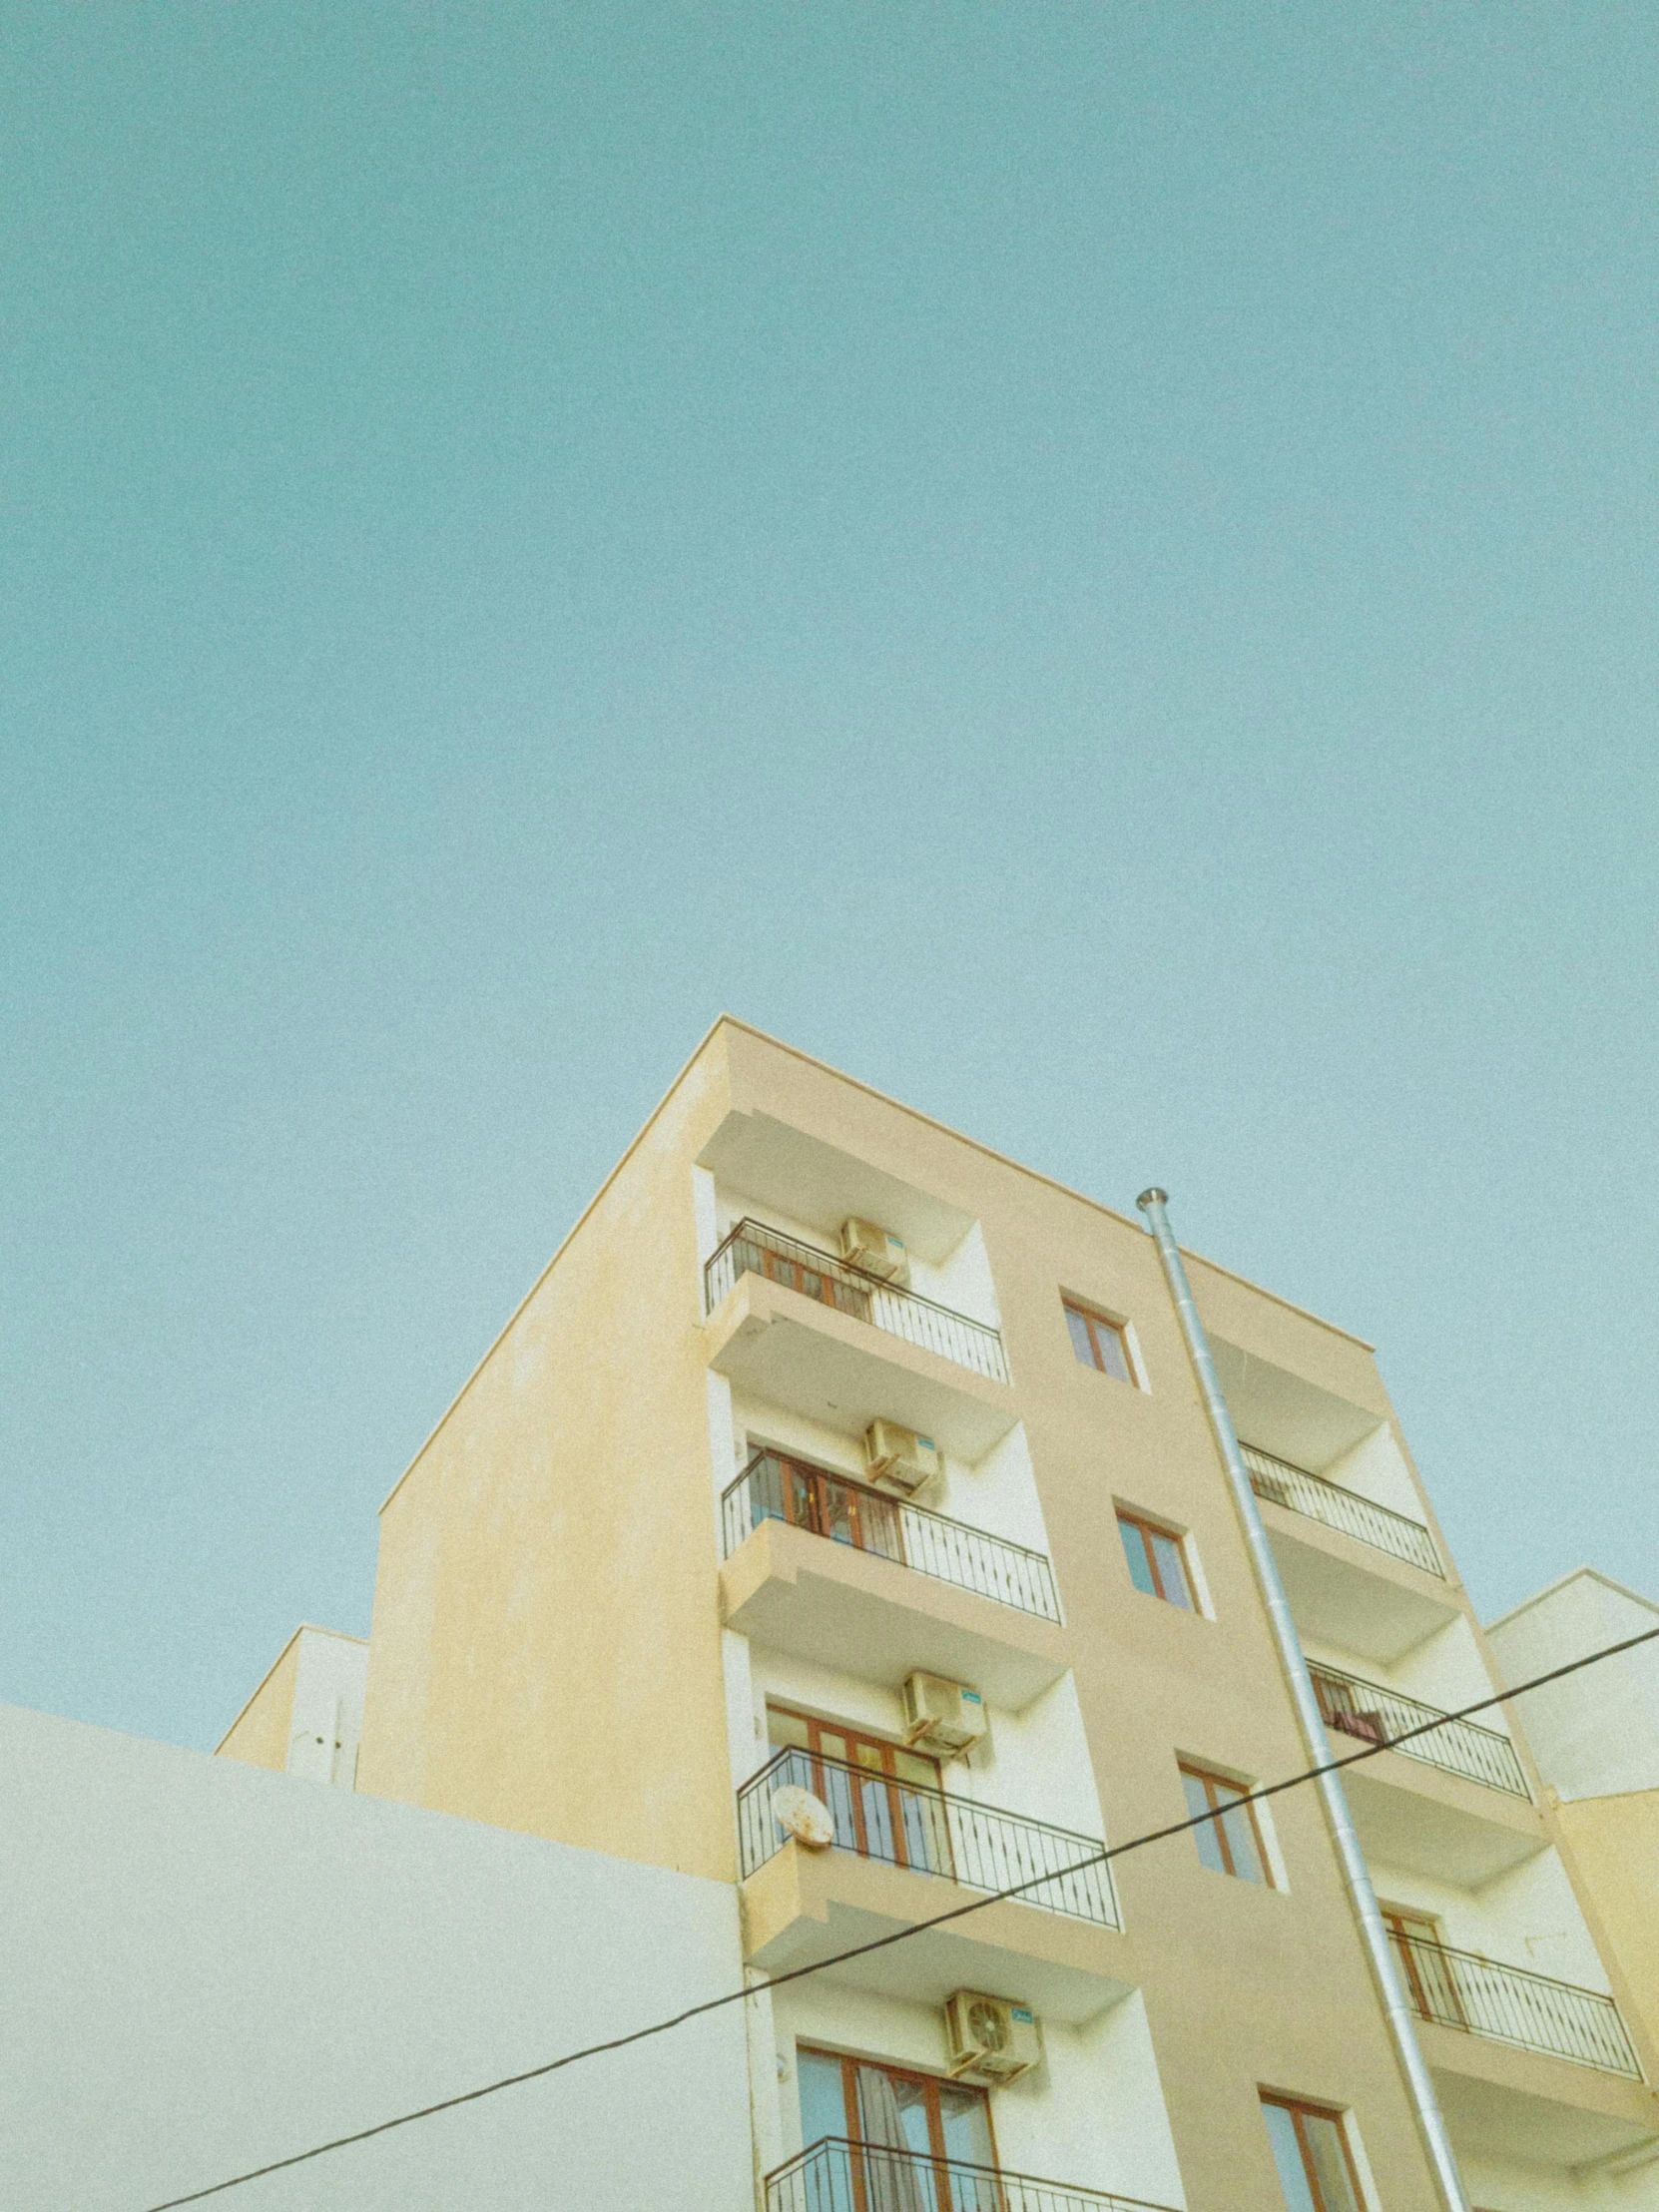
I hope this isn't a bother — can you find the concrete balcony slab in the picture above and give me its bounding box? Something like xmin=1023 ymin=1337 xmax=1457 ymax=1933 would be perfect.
xmin=1259 ymin=1501 xmax=1460 ymax=1665
xmin=1422 ymin=2020 xmax=1659 ymax=2169
xmin=1343 ymin=1756 xmax=1545 ymax=1887
xmin=705 ymin=1272 xmax=1019 ymax=1463
xmin=740 ymin=1838 xmax=1133 ymax=2027
xmin=720 ymin=1514 xmax=1068 ymax=1709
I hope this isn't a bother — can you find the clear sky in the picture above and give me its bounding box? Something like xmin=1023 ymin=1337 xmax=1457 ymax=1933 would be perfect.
xmin=3 ymin=5 xmax=1655 ymax=1755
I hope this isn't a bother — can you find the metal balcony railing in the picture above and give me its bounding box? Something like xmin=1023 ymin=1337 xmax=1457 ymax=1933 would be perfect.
xmin=766 ymin=2139 xmax=1180 ymax=2212
xmin=1389 ymin=1932 xmax=1641 ymax=2078
xmin=722 ymin=1449 xmax=1062 ymax=1623
xmin=1310 ymin=1661 xmax=1530 ymax=1797
xmin=739 ymin=1746 xmax=1117 ymax=1928
xmin=1240 ymin=1442 xmax=1443 ymax=1576
xmin=705 ymin=1219 xmax=1010 ymax=1383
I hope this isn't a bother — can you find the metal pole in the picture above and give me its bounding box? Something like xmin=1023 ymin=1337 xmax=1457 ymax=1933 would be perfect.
xmin=1136 ymin=1188 xmax=1471 ymax=2212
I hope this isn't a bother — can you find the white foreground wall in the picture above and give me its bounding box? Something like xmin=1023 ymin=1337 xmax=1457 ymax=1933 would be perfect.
xmin=0 ymin=1704 xmax=752 ymax=2212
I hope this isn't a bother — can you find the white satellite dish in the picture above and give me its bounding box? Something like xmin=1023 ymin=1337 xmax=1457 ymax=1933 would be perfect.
xmin=772 ymin=1785 xmax=835 ymax=1850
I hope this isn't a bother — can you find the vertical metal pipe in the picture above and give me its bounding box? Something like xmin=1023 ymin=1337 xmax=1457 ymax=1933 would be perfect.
xmin=1136 ymin=1189 xmax=1470 ymax=2212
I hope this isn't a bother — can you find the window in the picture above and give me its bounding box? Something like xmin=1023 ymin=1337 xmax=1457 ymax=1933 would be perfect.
xmin=1179 ymin=1762 xmax=1271 ymax=1884
xmin=799 ymin=2047 xmax=996 ymax=2185
xmin=1261 ymin=2095 xmax=1364 ymax=2212
xmin=1117 ymin=1510 xmax=1195 ymax=1608
xmin=1063 ymin=1299 xmax=1132 ymax=1382
xmin=756 ymin=1450 xmax=904 ymax=1564
xmin=1380 ymin=1906 xmax=1466 ymax=2029
xmin=769 ymin=1708 xmax=952 ymax=1878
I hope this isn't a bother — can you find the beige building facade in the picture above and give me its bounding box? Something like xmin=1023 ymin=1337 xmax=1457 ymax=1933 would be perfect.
xmin=223 ymin=1018 xmax=1659 ymax=2211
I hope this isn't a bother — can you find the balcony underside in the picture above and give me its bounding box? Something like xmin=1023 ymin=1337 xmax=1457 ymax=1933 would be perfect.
xmin=741 ymin=1838 xmax=1132 ymax=2026
xmin=721 ymin=1515 xmax=1068 ymax=1708
xmin=1261 ymin=1504 xmax=1459 ymax=1664
xmin=1342 ymin=1758 xmax=1544 ymax=1886
xmin=707 ymin=1272 xmax=1018 ymax=1461
xmin=1422 ymin=2023 xmax=1659 ymax=2168
xmin=700 ymin=1110 xmax=975 ymax=1265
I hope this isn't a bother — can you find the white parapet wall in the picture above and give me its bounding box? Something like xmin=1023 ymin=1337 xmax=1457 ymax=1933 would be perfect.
xmin=1487 ymin=1569 xmax=1659 ymax=1803
xmin=0 ymin=1702 xmax=753 ymax=2212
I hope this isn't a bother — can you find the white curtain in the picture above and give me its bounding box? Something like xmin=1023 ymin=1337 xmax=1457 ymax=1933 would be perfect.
xmin=855 ymin=2067 xmax=927 ymax=2212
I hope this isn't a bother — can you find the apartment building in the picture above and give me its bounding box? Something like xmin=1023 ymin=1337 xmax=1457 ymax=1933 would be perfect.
xmin=217 ymin=1018 xmax=1659 ymax=2212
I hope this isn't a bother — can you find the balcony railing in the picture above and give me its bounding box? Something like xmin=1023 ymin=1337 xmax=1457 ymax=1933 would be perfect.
xmin=766 ymin=2139 xmax=1180 ymax=2212
xmin=1389 ymin=1933 xmax=1641 ymax=2078
xmin=705 ymin=1219 xmax=1010 ymax=1383
xmin=1240 ymin=1442 xmax=1443 ymax=1576
xmin=722 ymin=1449 xmax=1062 ymax=1623
xmin=739 ymin=1745 xmax=1117 ymax=1928
xmin=1310 ymin=1661 xmax=1530 ymax=1798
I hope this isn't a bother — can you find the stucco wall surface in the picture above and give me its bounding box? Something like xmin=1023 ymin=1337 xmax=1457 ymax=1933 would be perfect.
xmin=216 ymin=1629 xmax=301 ymax=1772
xmin=1553 ymin=1788 xmax=1659 ymax=2059
xmin=0 ymin=1702 xmax=751 ymax=2212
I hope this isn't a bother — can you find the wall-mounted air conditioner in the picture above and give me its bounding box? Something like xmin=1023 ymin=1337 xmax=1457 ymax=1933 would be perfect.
xmin=901 ymin=1671 xmax=989 ymax=1758
xmin=862 ymin=1420 xmax=943 ymax=1497
xmin=943 ymin=1990 xmax=1043 ymax=2083
xmin=837 ymin=1218 xmax=909 ymax=1286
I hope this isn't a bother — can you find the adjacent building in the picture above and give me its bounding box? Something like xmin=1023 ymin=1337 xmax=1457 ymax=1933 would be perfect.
xmin=1487 ymin=1571 xmax=1659 ymax=2082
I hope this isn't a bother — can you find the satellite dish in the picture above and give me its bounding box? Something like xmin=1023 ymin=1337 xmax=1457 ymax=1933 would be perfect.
xmin=772 ymin=1785 xmax=835 ymax=1850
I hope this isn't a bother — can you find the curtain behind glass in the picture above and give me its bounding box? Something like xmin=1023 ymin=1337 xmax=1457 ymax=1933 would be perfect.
xmin=855 ymin=2067 xmax=928 ymax=2212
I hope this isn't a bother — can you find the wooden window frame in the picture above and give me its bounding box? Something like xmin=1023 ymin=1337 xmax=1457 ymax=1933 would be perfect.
xmin=1260 ymin=2093 xmax=1366 ymax=2212
xmin=801 ymin=2045 xmax=999 ymax=2203
xmin=769 ymin=1707 xmax=950 ymax=1879
xmin=1115 ymin=1507 xmax=1196 ymax=1609
xmin=768 ymin=1451 xmax=905 ymax=1563
xmin=1380 ymin=1905 xmax=1468 ymax=2029
xmin=1179 ymin=1760 xmax=1273 ymax=1884
xmin=1062 ymin=1298 xmax=1135 ymax=1383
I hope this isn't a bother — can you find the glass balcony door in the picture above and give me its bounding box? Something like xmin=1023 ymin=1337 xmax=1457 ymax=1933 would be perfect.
xmin=750 ymin=1234 xmax=871 ymax=1320
xmin=770 ymin=1709 xmax=954 ymax=1880
xmin=798 ymin=2049 xmax=999 ymax=2212
xmin=1382 ymin=1907 xmax=1469 ymax=2029
xmin=774 ymin=1454 xmax=905 ymax=1566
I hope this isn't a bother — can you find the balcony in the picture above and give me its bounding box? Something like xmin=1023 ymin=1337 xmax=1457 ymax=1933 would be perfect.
xmin=740 ymin=1746 xmax=1115 ymax=1927
xmin=707 ymin=1220 xmax=1009 ymax=1382
xmin=1310 ymin=1662 xmax=1528 ymax=1797
xmin=1390 ymin=1932 xmax=1641 ymax=2079
xmin=705 ymin=1221 xmax=1020 ymax=1465
xmin=766 ymin=2138 xmax=1179 ymax=2212
xmin=720 ymin=1479 xmax=1068 ymax=1708
xmin=1242 ymin=1442 xmax=1440 ymax=1573
xmin=724 ymin=1451 xmax=1061 ymax=1624
xmin=1239 ymin=1441 xmax=1458 ymax=1664
xmin=739 ymin=1750 xmax=1127 ymax=2020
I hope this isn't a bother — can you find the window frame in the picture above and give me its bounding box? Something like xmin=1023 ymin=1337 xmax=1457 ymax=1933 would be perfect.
xmin=1178 ymin=1760 xmax=1273 ymax=1884
xmin=768 ymin=1707 xmax=950 ymax=1878
xmin=800 ymin=2045 xmax=999 ymax=2177
xmin=1260 ymin=2093 xmax=1366 ymax=2212
xmin=1062 ymin=1297 xmax=1135 ymax=1383
xmin=1115 ymin=1507 xmax=1196 ymax=1609
xmin=1379 ymin=1904 xmax=1468 ymax=2029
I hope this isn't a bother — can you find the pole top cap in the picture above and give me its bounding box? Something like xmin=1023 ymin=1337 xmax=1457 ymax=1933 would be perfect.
xmin=1136 ymin=1188 xmax=1169 ymax=1212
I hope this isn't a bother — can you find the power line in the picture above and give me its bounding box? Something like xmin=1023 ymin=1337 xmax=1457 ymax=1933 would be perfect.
xmin=139 ymin=1621 xmax=1659 ymax=2211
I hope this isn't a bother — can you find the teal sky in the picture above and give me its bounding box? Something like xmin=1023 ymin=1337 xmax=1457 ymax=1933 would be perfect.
xmin=3 ymin=5 xmax=1655 ymax=1754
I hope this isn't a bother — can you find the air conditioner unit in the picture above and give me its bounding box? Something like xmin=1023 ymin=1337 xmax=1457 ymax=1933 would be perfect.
xmin=862 ymin=1420 xmax=943 ymax=1496
xmin=902 ymin=1671 xmax=989 ymax=1758
xmin=838 ymin=1218 xmax=909 ymax=1286
xmin=943 ymin=1991 xmax=1043 ymax=2084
